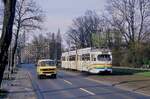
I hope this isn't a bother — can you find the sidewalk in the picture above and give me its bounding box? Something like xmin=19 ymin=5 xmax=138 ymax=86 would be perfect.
xmin=1 ymin=67 xmax=37 ymax=99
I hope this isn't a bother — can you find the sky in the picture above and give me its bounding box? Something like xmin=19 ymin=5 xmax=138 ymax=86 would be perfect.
xmin=0 ymin=0 xmax=107 ymax=42
xmin=36 ymin=0 xmax=107 ymax=34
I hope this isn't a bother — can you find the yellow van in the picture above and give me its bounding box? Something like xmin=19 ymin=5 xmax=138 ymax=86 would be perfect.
xmin=37 ymin=59 xmax=57 ymax=79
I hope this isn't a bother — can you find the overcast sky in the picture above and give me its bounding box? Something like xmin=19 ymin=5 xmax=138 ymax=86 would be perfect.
xmin=36 ymin=0 xmax=107 ymax=34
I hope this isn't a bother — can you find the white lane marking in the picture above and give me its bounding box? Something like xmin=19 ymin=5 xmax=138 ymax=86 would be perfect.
xmin=63 ymin=80 xmax=73 ymax=85
xmin=80 ymin=88 xmax=95 ymax=95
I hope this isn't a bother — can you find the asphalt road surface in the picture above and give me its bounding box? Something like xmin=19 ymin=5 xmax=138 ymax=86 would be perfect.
xmin=23 ymin=64 xmax=150 ymax=99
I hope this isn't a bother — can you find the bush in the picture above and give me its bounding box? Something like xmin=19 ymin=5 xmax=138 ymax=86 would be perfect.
xmin=112 ymin=42 xmax=150 ymax=68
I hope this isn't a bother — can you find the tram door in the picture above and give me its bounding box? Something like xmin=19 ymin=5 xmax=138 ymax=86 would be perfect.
xmin=81 ymin=54 xmax=90 ymax=71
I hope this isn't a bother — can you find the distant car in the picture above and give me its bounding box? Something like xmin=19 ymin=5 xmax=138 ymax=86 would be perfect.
xmin=37 ymin=59 xmax=57 ymax=79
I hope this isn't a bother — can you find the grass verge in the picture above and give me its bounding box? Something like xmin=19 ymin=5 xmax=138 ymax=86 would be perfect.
xmin=95 ymin=67 xmax=150 ymax=77
xmin=136 ymin=72 xmax=150 ymax=77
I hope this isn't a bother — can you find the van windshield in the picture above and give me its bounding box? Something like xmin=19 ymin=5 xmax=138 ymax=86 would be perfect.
xmin=39 ymin=61 xmax=55 ymax=66
xmin=97 ymin=54 xmax=111 ymax=61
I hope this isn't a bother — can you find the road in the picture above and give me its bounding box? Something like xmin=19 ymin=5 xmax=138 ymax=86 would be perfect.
xmin=23 ymin=64 xmax=150 ymax=99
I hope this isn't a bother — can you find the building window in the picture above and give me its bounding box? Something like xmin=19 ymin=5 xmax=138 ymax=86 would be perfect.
xmin=61 ymin=57 xmax=66 ymax=61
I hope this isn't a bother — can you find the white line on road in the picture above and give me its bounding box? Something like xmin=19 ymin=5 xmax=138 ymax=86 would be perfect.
xmin=63 ymin=80 xmax=73 ymax=85
xmin=80 ymin=88 xmax=95 ymax=95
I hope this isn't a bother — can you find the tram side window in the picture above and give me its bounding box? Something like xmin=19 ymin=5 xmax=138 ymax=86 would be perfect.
xmin=79 ymin=55 xmax=82 ymax=61
xmin=61 ymin=57 xmax=66 ymax=61
xmin=82 ymin=54 xmax=90 ymax=61
xmin=69 ymin=55 xmax=76 ymax=61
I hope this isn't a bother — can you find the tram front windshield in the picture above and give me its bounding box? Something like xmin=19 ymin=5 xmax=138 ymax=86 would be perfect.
xmin=97 ymin=54 xmax=111 ymax=61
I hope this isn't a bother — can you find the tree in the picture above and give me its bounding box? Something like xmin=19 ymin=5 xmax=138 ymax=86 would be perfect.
xmin=106 ymin=0 xmax=150 ymax=67
xmin=67 ymin=10 xmax=101 ymax=48
xmin=49 ymin=33 xmax=56 ymax=60
xmin=55 ymin=29 xmax=62 ymax=66
xmin=111 ymin=29 xmax=123 ymax=66
xmin=91 ymin=16 xmax=114 ymax=49
xmin=23 ymin=31 xmax=62 ymax=65
xmin=107 ymin=0 xmax=150 ymax=44
xmin=0 ymin=0 xmax=16 ymax=86
xmin=31 ymin=34 xmax=48 ymax=62
xmin=0 ymin=3 xmax=3 ymax=31
xmin=10 ymin=0 xmax=44 ymax=72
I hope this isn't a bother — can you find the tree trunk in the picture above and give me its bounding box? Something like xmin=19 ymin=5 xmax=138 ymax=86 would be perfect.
xmin=0 ymin=0 xmax=16 ymax=86
xmin=11 ymin=26 xmax=20 ymax=73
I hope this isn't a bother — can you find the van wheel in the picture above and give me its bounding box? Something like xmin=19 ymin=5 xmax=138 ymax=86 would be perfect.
xmin=38 ymin=75 xmax=42 ymax=79
xmin=52 ymin=74 xmax=57 ymax=79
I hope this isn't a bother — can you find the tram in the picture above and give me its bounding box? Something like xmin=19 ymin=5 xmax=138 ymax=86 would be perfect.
xmin=61 ymin=47 xmax=112 ymax=74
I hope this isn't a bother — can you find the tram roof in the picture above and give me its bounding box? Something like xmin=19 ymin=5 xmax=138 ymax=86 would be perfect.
xmin=62 ymin=47 xmax=111 ymax=56
xmin=38 ymin=59 xmax=54 ymax=62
